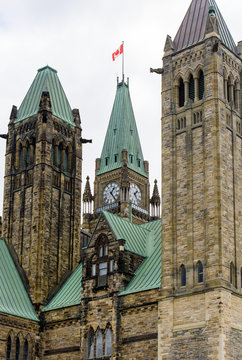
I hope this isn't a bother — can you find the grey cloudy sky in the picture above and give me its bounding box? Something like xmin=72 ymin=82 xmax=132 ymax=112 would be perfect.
xmin=0 ymin=0 xmax=241 ymax=215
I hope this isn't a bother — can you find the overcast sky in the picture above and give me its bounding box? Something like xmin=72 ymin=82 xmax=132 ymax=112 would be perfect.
xmin=0 ymin=0 xmax=241 ymax=216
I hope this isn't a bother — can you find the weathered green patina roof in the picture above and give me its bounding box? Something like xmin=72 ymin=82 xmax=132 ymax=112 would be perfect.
xmin=0 ymin=239 xmax=38 ymax=321
xmin=119 ymin=219 xmax=161 ymax=296
xmin=174 ymin=0 xmax=237 ymax=55
xmin=16 ymin=65 xmax=75 ymax=125
xmin=97 ymin=81 xmax=148 ymax=178
xmin=42 ymin=263 xmax=82 ymax=312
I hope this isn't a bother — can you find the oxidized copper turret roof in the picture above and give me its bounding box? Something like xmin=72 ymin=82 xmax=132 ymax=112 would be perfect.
xmin=173 ymin=0 xmax=237 ymax=55
xmin=150 ymin=179 xmax=160 ymax=205
xmin=83 ymin=176 xmax=93 ymax=202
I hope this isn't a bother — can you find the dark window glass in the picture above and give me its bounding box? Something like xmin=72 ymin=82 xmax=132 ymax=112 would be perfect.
xmin=181 ymin=265 xmax=186 ymax=287
xmin=98 ymin=262 xmax=107 ymax=286
xmin=179 ymin=78 xmax=185 ymax=107
xmin=64 ymin=149 xmax=68 ymax=172
xmin=19 ymin=145 xmax=23 ymax=169
xmin=15 ymin=337 xmax=20 ymax=360
xmin=189 ymin=75 xmax=195 ymax=101
xmin=57 ymin=145 xmax=62 ymax=169
xmin=26 ymin=144 xmax=31 ymax=166
xmin=23 ymin=340 xmax=28 ymax=360
xmin=198 ymin=71 xmax=204 ymax=100
xmin=88 ymin=331 xmax=94 ymax=359
xmin=114 ymin=154 xmax=118 ymax=163
xmin=230 ymin=262 xmax=234 ymax=285
xmin=6 ymin=336 xmax=11 ymax=360
xmin=198 ymin=261 xmax=203 ymax=283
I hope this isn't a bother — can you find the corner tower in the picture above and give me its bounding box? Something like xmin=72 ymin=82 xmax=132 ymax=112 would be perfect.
xmin=159 ymin=1 xmax=242 ymax=359
xmin=83 ymin=79 xmax=150 ymax=233
xmin=2 ymin=66 xmax=82 ymax=307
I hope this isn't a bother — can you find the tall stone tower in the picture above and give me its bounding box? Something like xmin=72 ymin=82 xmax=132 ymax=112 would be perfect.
xmin=159 ymin=1 xmax=242 ymax=358
xmin=83 ymin=79 xmax=150 ymax=233
xmin=2 ymin=66 xmax=82 ymax=307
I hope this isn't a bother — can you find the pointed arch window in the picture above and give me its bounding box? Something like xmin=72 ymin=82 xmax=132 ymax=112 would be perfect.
xmin=26 ymin=142 xmax=31 ymax=166
xmin=96 ymin=330 xmax=103 ymax=358
xmin=105 ymin=328 xmax=112 ymax=356
xmin=15 ymin=337 xmax=20 ymax=360
xmin=180 ymin=265 xmax=186 ymax=287
xmin=57 ymin=144 xmax=62 ymax=169
xmin=19 ymin=144 xmax=23 ymax=170
xmin=198 ymin=70 xmax=204 ymax=100
xmin=230 ymin=262 xmax=235 ymax=286
xmin=52 ymin=141 xmax=55 ymax=165
xmin=188 ymin=74 xmax=195 ymax=101
xmin=197 ymin=261 xmax=203 ymax=283
xmin=23 ymin=339 xmax=29 ymax=360
xmin=88 ymin=328 xmax=94 ymax=359
xmin=6 ymin=336 xmax=12 ymax=360
xmin=64 ymin=148 xmax=69 ymax=172
xmin=179 ymin=78 xmax=185 ymax=107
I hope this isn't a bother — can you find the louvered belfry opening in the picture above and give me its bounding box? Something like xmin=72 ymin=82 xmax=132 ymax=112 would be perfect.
xmin=198 ymin=70 xmax=204 ymax=100
xmin=179 ymin=78 xmax=185 ymax=107
xmin=189 ymin=74 xmax=195 ymax=101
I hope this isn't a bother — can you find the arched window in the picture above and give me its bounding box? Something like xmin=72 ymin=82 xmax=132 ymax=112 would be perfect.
xmin=6 ymin=336 xmax=11 ymax=360
xmin=188 ymin=74 xmax=195 ymax=101
xmin=26 ymin=142 xmax=31 ymax=167
xmin=227 ymin=77 xmax=231 ymax=102
xmin=197 ymin=261 xmax=203 ymax=283
xmin=96 ymin=330 xmax=103 ymax=358
xmin=180 ymin=265 xmax=186 ymax=287
xmin=88 ymin=329 xmax=94 ymax=359
xmin=15 ymin=337 xmax=20 ymax=360
xmin=23 ymin=339 xmax=28 ymax=360
xmin=105 ymin=328 xmax=112 ymax=357
xmin=198 ymin=70 xmax=204 ymax=100
xmin=179 ymin=78 xmax=185 ymax=107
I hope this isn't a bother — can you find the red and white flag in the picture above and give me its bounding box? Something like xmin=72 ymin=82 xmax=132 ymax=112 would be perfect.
xmin=112 ymin=43 xmax=123 ymax=61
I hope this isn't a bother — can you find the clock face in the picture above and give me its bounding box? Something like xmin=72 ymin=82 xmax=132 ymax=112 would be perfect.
xmin=129 ymin=183 xmax=141 ymax=205
xmin=103 ymin=182 xmax=120 ymax=204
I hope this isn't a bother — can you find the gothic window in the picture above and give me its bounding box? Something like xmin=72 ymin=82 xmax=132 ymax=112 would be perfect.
xmin=23 ymin=339 xmax=28 ymax=360
xmin=96 ymin=330 xmax=103 ymax=358
xmin=227 ymin=77 xmax=231 ymax=102
xmin=188 ymin=74 xmax=195 ymax=101
xmin=179 ymin=78 xmax=185 ymax=107
xmin=92 ymin=235 xmax=114 ymax=288
xmin=98 ymin=262 xmax=108 ymax=287
xmin=57 ymin=144 xmax=62 ymax=169
xmin=105 ymin=328 xmax=112 ymax=357
xmin=197 ymin=261 xmax=203 ymax=283
xmin=52 ymin=141 xmax=55 ymax=165
xmin=6 ymin=336 xmax=11 ymax=360
xmin=88 ymin=328 xmax=94 ymax=359
xmin=26 ymin=142 xmax=31 ymax=166
xmin=180 ymin=264 xmax=186 ymax=287
xmin=15 ymin=337 xmax=20 ymax=360
xmin=198 ymin=70 xmax=204 ymax=100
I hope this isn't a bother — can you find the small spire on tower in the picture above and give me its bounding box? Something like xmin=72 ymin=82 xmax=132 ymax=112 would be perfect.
xmin=150 ymin=179 xmax=161 ymax=219
xmin=83 ymin=176 xmax=94 ymax=214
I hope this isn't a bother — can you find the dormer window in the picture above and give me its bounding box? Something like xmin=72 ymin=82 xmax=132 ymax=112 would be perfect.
xmin=92 ymin=235 xmax=114 ymax=288
xmin=137 ymin=159 xmax=141 ymax=167
xmin=105 ymin=157 xmax=109 ymax=166
xmin=114 ymin=154 xmax=118 ymax=163
xmin=129 ymin=154 xmax=133 ymax=163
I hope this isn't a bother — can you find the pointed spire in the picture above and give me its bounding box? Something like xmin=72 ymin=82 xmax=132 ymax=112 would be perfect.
xmin=16 ymin=66 xmax=75 ymax=125
xmin=164 ymin=35 xmax=174 ymax=55
xmin=83 ymin=176 xmax=93 ymax=203
xmin=97 ymin=80 xmax=148 ymax=178
xmin=173 ymin=0 xmax=237 ymax=55
xmin=150 ymin=179 xmax=161 ymax=219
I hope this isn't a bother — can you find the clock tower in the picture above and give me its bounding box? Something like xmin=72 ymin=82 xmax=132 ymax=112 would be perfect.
xmin=82 ymin=78 xmax=150 ymax=233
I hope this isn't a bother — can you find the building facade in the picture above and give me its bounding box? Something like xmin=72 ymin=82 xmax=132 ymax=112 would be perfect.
xmin=0 ymin=0 xmax=241 ymax=359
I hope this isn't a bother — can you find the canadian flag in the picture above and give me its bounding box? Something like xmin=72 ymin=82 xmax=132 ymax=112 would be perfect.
xmin=112 ymin=43 xmax=123 ymax=61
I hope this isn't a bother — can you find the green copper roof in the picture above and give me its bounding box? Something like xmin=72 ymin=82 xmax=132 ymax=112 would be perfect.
xmin=0 ymin=239 xmax=39 ymax=321
xmin=97 ymin=81 xmax=148 ymax=177
xmin=174 ymin=0 xmax=237 ymax=55
xmin=16 ymin=66 xmax=75 ymax=125
xmin=119 ymin=219 xmax=161 ymax=296
xmin=42 ymin=263 xmax=82 ymax=312
xmin=101 ymin=211 xmax=162 ymax=295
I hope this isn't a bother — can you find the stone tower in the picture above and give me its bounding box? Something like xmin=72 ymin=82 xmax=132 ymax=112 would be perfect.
xmin=83 ymin=79 xmax=150 ymax=233
xmin=159 ymin=0 xmax=242 ymax=359
xmin=2 ymin=66 xmax=82 ymax=307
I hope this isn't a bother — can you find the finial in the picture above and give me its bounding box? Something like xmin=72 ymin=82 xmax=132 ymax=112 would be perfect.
xmin=209 ymin=5 xmax=215 ymax=17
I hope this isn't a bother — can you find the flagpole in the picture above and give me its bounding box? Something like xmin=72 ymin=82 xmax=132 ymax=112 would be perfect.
xmin=122 ymin=41 xmax=124 ymax=81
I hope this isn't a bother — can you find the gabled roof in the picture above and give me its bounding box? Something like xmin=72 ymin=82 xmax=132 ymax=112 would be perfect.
xmin=16 ymin=65 xmax=75 ymax=125
xmin=173 ymin=0 xmax=237 ymax=55
xmin=0 ymin=239 xmax=38 ymax=321
xmin=42 ymin=263 xmax=82 ymax=312
xmin=119 ymin=219 xmax=162 ymax=296
xmin=97 ymin=81 xmax=148 ymax=178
